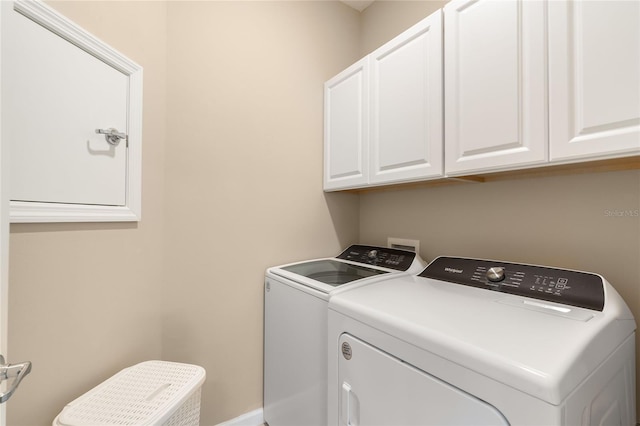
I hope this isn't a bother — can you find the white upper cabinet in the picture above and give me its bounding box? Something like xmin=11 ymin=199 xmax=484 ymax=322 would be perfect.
xmin=324 ymin=10 xmax=443 ymax=191
xmin=326 ymin=0 xmax=639 ymax=190
xmin=2 ymin=0 xmax=142 ymax=222
xmin=369 ymin=10 xmax=443 ymax=185
xmin=548 ymin=0 xmax=640 ymax=162
xmin=444 ymin=0 xmax=547 ymax=176
xmin=324 ymin=58 xmax=369 ymax=191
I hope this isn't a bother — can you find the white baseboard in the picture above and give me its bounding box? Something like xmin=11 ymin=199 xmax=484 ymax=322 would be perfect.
xmin=215 ymin=408 xmax=264 ymax=426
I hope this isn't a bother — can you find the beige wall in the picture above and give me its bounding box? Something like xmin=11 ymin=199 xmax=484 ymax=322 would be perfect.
xmin=163 ymin=1 xmax=359 ymax=423
xmin=359 ymin=0 xmax=640 ymax=419
xmin=7 ymin=1 xmax=360 ymax=425
xmin=360 ymin=0 xmax=446 ymax=55
xmin=8 ymin=1 xmax=169 ymax=425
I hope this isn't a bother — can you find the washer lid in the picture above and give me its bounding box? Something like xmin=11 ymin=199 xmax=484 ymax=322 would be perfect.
xmin=268 ymin=245 xmax=425 ymax=294
xmin=329 ymin=264 xmax=635 ymax=405
xmin=279 ymin=259 xmax=388 ymax=286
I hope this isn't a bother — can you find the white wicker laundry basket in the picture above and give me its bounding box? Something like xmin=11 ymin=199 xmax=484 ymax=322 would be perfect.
xmin=53 ymin=360 xmax=206 ymax=426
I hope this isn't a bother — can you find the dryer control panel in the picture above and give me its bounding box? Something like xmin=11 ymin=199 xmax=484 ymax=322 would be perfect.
xmin=420 ymin=257 xmax=605 ymax=311
xmin=337 ymin=245 xmax=416 ymax=271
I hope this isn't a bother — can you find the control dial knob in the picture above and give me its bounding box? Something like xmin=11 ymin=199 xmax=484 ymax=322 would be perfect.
xmin=487 ymin=266 xmax=506 ymax=282
xmin=367 ymin=250 xmax=378 ymax=260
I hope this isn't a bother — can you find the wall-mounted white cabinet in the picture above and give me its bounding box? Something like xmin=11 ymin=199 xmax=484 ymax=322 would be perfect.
xmin=324 ymin=0 xmax=639 ymax=191
xmin=548 ymin=0 xmax=640 ymax=162
xmin=369 ymin=10 xmax=443 ymax=185
xmin=1 ymin=0 xmax=142 ymax=222
xmin=443 ymin=0 xmax=547 ymax=176
xmin=324 ymin=10 xmax=443 ymax=191
xmin=324 ymin=59 xmax=369 ymax=191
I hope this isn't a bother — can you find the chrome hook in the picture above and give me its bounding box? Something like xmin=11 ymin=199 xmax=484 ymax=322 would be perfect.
xmin=95 ymin=128 xmax=127 ymax=146
xmin=0 ymin=354 xmax=32 ymax=403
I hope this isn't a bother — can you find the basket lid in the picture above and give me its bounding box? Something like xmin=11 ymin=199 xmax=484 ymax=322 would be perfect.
xmin=57 ymin=361 xmax=206 ymax=426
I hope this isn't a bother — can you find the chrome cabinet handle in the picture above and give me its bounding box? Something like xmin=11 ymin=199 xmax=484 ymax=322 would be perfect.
xmin=96 ymin=128 xmax=127 ymax=146
xmin=0 ymin=355 xmax=32 ymax=403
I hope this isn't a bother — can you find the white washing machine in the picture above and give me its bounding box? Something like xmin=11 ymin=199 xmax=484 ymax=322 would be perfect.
xmin=328 ymin=256 xmax=637 ymax=425
xmin=264 ymin=245 xmax=426 ymax=426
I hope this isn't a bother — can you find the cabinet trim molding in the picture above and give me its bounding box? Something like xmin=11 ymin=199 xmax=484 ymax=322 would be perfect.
xmin=8 ymin=0 xmax=143 ymax=223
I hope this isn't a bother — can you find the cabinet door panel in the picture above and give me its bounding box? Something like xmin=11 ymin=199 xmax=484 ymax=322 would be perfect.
xmin=324 ymin=59 xmax=369 ymax=191
xmin=3 ymin=5 xmax=128 ymax=206
xmin=457 ymin=1 xmax=519 ymax=155
xmin=370 ymin=11 xmax=443 ymax=184
xmin=549 ymin=0 xmax=640 ymax=161
xmin=444 ymin=0 xmax=547 ymax=175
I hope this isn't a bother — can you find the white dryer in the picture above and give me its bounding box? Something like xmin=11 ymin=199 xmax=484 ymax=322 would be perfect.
xmin=264 ymin=245 xmax=425 ymax=426
xmin=328 ymin=256 xmax=637 ymax=425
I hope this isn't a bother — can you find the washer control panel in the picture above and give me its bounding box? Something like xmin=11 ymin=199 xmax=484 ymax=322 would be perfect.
xmin=337 ymin=245 xmax=416 ymax=271
xmin=420 ymin=257 xmax=605 ymax=311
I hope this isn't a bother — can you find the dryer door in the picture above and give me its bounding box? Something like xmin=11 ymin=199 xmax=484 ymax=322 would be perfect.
xmin=338 ymin=334 xmax=509 ymax=426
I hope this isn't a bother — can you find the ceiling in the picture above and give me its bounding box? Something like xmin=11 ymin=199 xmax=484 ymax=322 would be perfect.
xmin=340 ymin=0 xmax=375 ymax=12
